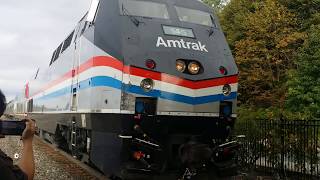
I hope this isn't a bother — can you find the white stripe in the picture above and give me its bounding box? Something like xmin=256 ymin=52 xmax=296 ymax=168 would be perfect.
xmin=127 ymin=74 xmax=238 ymax=97
xmin=31 ymin=109 xmax=134 ymax=114
xmin=77 ymin=66 xmax=122 ymax=82
xmin=90 ymin=109 xmax=133 ymax=114
xmin=30 ymin=110 xmax=237 ymax=117
xmin=118 ymin=135 xmax=133 ymax=139
xmin=157 ymin=111 xmax=220 ymax=117
xmin=33 ymin=66 xmax=123 ymax=99
xmin=34 ymin=65 xmax=237 ymax=99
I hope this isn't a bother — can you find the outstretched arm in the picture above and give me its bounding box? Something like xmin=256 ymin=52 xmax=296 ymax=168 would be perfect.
xmin=18 ymin=119 xmax=35 ymax=180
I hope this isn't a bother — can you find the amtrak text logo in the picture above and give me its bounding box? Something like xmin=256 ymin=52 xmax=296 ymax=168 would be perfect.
xmin=156 ymin=37 xmax=208 ymax=52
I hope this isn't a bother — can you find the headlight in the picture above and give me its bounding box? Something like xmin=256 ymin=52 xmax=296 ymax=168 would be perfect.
xmin=222 ymin=84 xmax=231 ymax=96
xmin=188 ymin=62 xmax=200 ymax=74
xmin=176 ymin=60 xmax=186 ymax=72
xmin=140 ymin=78 xmax=154 ymax=92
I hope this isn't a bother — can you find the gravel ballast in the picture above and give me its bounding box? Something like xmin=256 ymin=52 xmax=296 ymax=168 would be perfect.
xmin=0 ymin=135 xmax=73 ymax=180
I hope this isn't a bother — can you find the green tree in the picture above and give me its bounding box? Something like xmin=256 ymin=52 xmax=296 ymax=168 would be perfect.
xmin=286 ymin=25 xmax=320 ymax=119
xmin=279 ymin=0 xmax=320 ymax=31
xmin=203 ymin=0 xmax=228 ymax=12
xmin=218 ymin=0 xmax=257 ymax=49
xmin=234 ymin=0 xmax=305 ymax=107
xmin=279 ymin=0 xmax=320 ymax=21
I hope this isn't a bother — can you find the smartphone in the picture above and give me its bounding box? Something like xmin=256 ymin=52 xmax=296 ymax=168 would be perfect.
xmin=0 ymin=120 xmax=26 ymax=135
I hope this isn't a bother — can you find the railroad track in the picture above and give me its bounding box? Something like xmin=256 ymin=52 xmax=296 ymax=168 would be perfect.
xmin=34 ymin=136 xmax=108 ymax=180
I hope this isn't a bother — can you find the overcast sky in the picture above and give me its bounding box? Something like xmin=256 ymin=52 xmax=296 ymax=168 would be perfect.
xmin=0 ymin=0 xmax=92 ymax=101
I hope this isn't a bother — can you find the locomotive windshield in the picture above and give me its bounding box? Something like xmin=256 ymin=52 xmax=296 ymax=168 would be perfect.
xmin=175 ymin=6 xmax=213 ymax=26
xmin=120 ymin=0 xmax=169 ymax=19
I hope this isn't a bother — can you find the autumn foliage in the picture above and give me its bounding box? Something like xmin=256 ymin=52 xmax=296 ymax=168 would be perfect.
xmin=234 ymin=0 xmax=305 ymax=107
xmin=201 ymin=0 xmax=320 ymax=119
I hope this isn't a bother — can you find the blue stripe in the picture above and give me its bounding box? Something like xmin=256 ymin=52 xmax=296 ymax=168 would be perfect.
xmin=39 ymin=86 xmax=70 ymax=100
xmin=90 ymin=76 xmax=122 ymax=89
xmin=123 ymin=85 xmax=237 ymax=105
xmin=36 ymin=76 xmax=237 ymax=105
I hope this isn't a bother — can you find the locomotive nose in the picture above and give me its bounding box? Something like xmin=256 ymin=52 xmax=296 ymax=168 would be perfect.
xmin=127 ymin=68 xmax=237 ymax=116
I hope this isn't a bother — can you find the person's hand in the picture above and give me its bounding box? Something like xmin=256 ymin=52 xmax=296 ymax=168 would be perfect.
xmin=21 ymin=119 xmax=35 ymax=143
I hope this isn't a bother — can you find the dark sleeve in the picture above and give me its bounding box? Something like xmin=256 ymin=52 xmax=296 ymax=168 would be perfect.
xmin=0 ymin=150 xmax=28 ymax=180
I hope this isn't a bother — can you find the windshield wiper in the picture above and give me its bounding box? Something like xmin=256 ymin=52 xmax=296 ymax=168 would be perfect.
xmin=209 ymin=16 xmax=218 ymax=37
xmin=122 ymin=4 xmax=141 ymax=27
xmin=208 ymin=27 xmax=214 ymax=37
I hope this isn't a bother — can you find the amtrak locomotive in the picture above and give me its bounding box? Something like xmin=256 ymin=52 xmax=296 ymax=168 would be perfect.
xmin=6 ymin=0 xmax=238 ymax=179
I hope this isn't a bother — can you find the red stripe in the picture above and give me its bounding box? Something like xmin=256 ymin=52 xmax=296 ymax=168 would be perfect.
xmin=31 ymin=56 xmax=238 ymax=97
xmin=32 ymin=56 xmax=122 ymax=96
xmin=127 ymin=66 xmax=238 ymax=89
xmin=77 ymin=56 xmax=123 ymax=75
xmin=33 ymin=71 xmax=72 ymax=96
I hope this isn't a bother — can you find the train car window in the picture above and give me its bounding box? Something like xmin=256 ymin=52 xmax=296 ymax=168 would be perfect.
xmin=120 ymin=0 xmax=169 ymax=19
xmin=175 ymin=6 xmax=213 ymax=26
xmin=53 ymin=43 xmax=63 ymax=62
xmin=61 ymin=31 xmax=74 ymax=53
xmin=34 ymin=68 xmax=39 ymax=79
xmin=49 ymin=50 xmax=56 ymax=66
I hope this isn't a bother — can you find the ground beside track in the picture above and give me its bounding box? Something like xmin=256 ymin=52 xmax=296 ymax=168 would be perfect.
xmin=0 ymin=135 xmax=109 ymax=180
